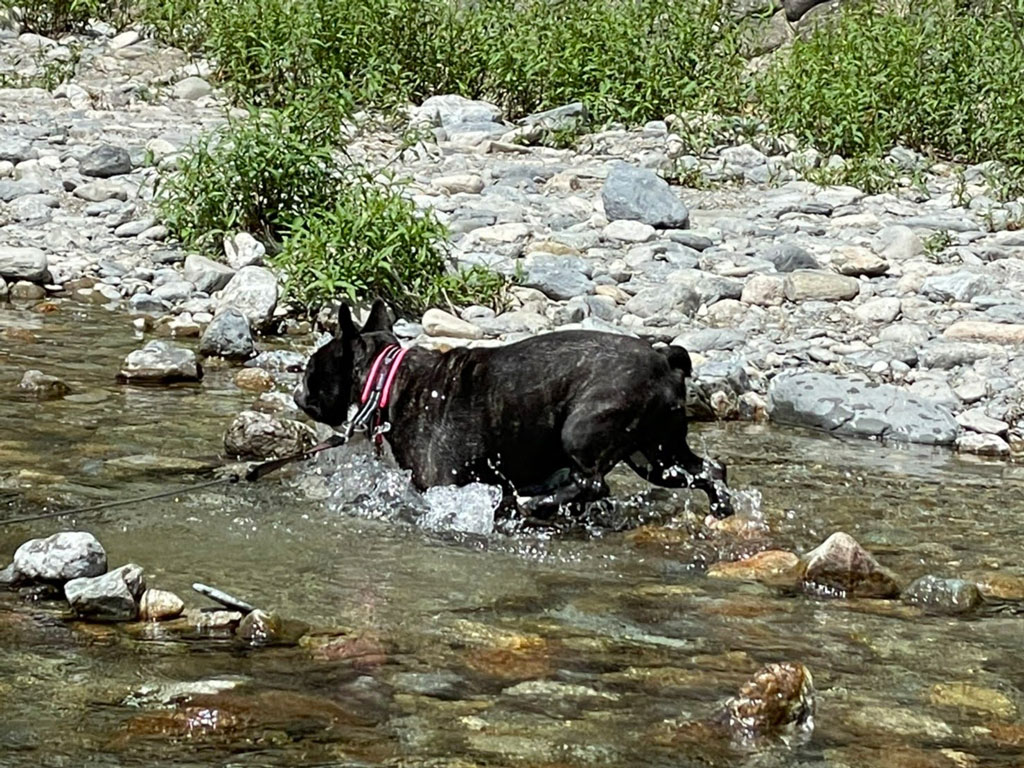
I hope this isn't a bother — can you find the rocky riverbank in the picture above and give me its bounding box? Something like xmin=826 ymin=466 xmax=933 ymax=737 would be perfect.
xmin=2 ymin=22 xmax=1024 ymax=460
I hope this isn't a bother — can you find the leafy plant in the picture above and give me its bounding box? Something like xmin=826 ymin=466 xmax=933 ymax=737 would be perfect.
xmin=2 ymin=0 xmax=130 ymax=34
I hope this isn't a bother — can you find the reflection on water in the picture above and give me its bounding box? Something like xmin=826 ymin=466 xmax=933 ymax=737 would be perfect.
xmin=2 ymin=303 xmax=1024 ymax=767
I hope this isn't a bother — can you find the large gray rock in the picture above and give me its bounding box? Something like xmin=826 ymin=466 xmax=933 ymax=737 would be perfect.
xmin=784 ymin=0 xmax=829 ymax=20
xmin=118 ymin=341 xmax=202 ymax=383
xmin=18 ymin=369 xmax=69 ymax=399
xmin=79 ymin=145 xmax=132 ymax=178
xmin=0 ymin=179 xmax=42 ymax=202
xmin=768 ymin=372 xmax=959 ymax=444
xmin=0 ymin=246 xmax=47 ymax=282
xmin=920 ymin=271 xmax=992 ymax=303
xmin=762 ymin=242 xmax=820 ymax=272
xmin=184 ymin=254 xmax=235 ymax=294
xmin=64 ymin=564 xmax=145 ymax=621
xmin=224 ymin=410 xmax=316 ymax=460
xmin=0 ymin=138 xmax=36 ymax=164
xmin=200 ymin=308 xmax=254 ymax=359
xmin=217 ymin=266 xmax=278 ymax=328
xmin=13 ymin=531 xmax=107 ymax=584
xmin=602 ymin=162 xmax=689 ymax=229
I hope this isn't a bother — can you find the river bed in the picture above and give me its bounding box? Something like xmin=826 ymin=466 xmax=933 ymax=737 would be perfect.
xmin=2 ymin=303 xmax=1023 ymax=767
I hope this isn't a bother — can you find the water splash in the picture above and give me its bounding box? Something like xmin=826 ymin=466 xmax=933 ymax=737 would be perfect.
xmin=421 ymin=483 xmax=501 ymax=535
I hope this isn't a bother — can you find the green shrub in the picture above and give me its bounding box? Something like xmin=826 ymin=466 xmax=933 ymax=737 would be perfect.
xmin=134 ymin=0 xmax=205 ymax=51
xmin=272 ymin=184 xmax=502 ymax=314
xmin=3 ymin=0 xmax=130 ymax=34
xmin=156 ymin=99 xmax=351 ymax=252
xmin=757 ymin=0 xmax=1024 ymax=166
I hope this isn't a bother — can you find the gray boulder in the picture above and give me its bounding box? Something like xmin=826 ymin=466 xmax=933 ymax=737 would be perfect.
xmin=12 ymin=531 xmax=107 ymax=584
xmin=602 ymin=162 xmax=689 ymax=229
xmin=79 ymin=145 xmax=132 ymax=178
xmin=768 ymin=372 xmax=959 ymax=444
xmin=200 ymin=308 xmax=255 ymax=360
xmin=184 ymin=254 xmax=235 ymax=294
xmin=217 ymin=266 xmax=278 ymax=329
xmin=522 ymin=256 xmax=593 ymax=301
xmin=118 ymin=340 xmax=202 ymax=383
xmin=762 ymin=242 xmax=820 ymax=272
xmin=0 ymin=245 xmax=47 ymax=282
xmin=64 ymin=563 xmax=145 ymax=621
xmin=625 ymin=283 xmax=700 ymax=318
xmin=412 ymin=94 xmax=503 ymax=127
xmin=18 ymin=369 xmax=69 ymax=399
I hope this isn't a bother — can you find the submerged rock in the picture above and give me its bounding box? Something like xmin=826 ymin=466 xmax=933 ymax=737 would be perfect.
xmin=12 ymin=531 xmax=107 ymax=585
xmin=199 ymin=308 xmax=254 ymax=360
xmin=929 ymin=682 xmax=1018 ymax=719
xmin=64 ymin=564 xmax=145 ymax=621
xmin=118 ymin=340 xmax=202 ymax=383
xmin=974 ymin=572 xmax=1024 ymax=601
xmin=223 ymin=410 xmax=316 ymax=460
xmin=17 ymin=369 xmax=69 ymax=399
xmin=707 ymin=550 xmax=800 ymax=584
xmin=236 ymin=609 xmax=309 ymax=646
xmin=719 ymin=661 xmax=815 ymax=740
xmin=901 ymin=575 xmax=982 ymax=615
xmin=798 ymin=532 xmax=900 ymax=598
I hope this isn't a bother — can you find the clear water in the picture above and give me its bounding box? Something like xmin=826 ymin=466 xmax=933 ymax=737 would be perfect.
xmin=2 ymin=302 xmax=1024 ymax=767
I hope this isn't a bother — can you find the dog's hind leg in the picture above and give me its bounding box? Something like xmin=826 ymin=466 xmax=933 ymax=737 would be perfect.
xmin=626 ymin=443 xmax=733 ymax=518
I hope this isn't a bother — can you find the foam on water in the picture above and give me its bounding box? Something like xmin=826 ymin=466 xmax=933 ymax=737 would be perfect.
xmin=421 ymin=483 xmax=502 ymax=535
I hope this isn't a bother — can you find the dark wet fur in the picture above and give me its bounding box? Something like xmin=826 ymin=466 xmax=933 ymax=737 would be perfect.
xmin=294 ymin=301 xmax=733 ymax=518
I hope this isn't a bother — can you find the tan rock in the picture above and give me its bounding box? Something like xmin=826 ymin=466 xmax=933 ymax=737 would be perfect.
xmin=930 ymin=682 xmax=1017 ymax=719
xmin=799 ymin=531 xmax=901 ymax=598
xmin=784 ymin=270 xmax=860 ymax=302
xmin=707 ymin=550 xmax=800 ymax=584
xmin=742 ymin=274 xmax=785 ymax=306
xmin=974 ymin=572 xmax=1024 ymax=601
xmin=139 ymin=588 xmax=185 ymax=621
xmin=234 ymin=368 xmax=274 ymax=392
xmin=831 ymin=245 xmax=888 ymax=277
xmin=944 ymin=321 xmax=1024 ymax=344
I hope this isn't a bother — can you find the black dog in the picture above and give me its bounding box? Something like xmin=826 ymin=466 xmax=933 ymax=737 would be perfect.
xmin=294 ymin=300 xmax=732 ymax=518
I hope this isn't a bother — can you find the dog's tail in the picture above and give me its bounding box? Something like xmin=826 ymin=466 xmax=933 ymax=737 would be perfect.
xmin=659 ymin=345 xmax=692 ymax=378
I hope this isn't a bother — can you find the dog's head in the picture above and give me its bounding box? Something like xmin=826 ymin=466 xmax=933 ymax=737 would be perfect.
xmin=294 ymin=299 xmax=396 ymax=426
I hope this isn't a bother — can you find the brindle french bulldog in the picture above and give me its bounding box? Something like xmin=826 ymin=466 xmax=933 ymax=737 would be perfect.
xmin=294 ymin=300 xmax=732 ymax=518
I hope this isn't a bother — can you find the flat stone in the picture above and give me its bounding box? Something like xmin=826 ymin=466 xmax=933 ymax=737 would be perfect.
xmin=601 ymin=162 xmax=689 ymax=228
xmin=799 ymin=531 xmax=900 ymax=598
xmin=0 ymin=245 xmax=47 ymax=283
xmin=603 ymin=219 xmax=656 ymax=242
xmin=522 ymin=256 xmax=594 ymax=300
xmin=956 ymin=408 xmax=1008 ymax=435
xmin=118 ymin=341 xmax=202 ymax=383
xmin=0 ymin=178 xmax=42 ymax=202
xmin=831 ymin=246 xmax=888 ymax=277
xmin=956 ymin=432 xmax=1010 ymax=456
xmin=625 ymin=283 xmax=700 ymax=318
xmin=921 ymin=271 xmax=991 ymax=303
xmin=768 ymin=372 xmax=959 ymax=444
xmin=431 ymin=173 xmax=485 ymax=194
xmin=974 ymin=572 xmax=1024 ymax=601
xmin=854 ymin=297 xmax=900 ymax=324
xmin=73 ymin=179 xmax=128 ymax=202
xmin=929 ymin=682 xmax=1017 ymax=719
xmin=707 ymin=550 xmax=799 ymax=584
xmin=422 ymin=308 xmax=483 ymax=339
xmin=783 ymin=270 xmax=860 ymax=302
xmin=944 ymin=321 xmax=1024 ymax=345
xmin=13 ymin=531 xmax=107 ymax=584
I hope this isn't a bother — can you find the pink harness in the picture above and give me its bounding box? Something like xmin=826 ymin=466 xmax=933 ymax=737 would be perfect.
xmin=351 ymin=344 xmax=410 ymax=449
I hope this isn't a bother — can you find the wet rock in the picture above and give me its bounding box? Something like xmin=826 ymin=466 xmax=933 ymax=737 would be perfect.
xmin=0 ymin=245 xmax=47 ymax=282
xmin=902 ymin=575 xmax=982 ymax=615
xmin=602 ymin=162 xmax=689 ymax=228
xmin=719 ymin=662 xmax=815 ymax=740
xmin=234 ymin=367 xmax=274 ymax=392
xmin=929 ymin=682 xmax=1017 ymax=719
xmin=798 ymin=531 xmax=900 ymax=598
xmin=183 ymin=608 xmax=243 ymax=631
xmin=392 ymin=670 xmax=466 ymax=699
xmin=768 ymin=372 xmax=959 ymax=445
xmin=244 ymin=349 xmax=305 ymax=372
xmin=974 ymin=572 xmax=1024 ymax=601
xmin=17 ymin=369 xmax=68 ymax=399
xmin=64 ymin=563 xmax=145 ymax=621
xmin=9 ymin=281 xmax=45 ymax=300
xmin=422 ymin=308 xmax=483 ymax=339
xmin=12 ymin=531 xmax=106 ymax=584
xmin=199 ymin=308 xmax=254 ymax=360
xmin=118 ymin=340 xmax=202 ymax=383
xmin=236 ymin=609 xmax=309 ymax=646
xmin=956 ymin=432 xmax=1010 ymax=456
xmin=139 ymin=588 xmax=185 ymax=621
xmin=707 ymin=550 xmax=800 ymax=584
xmin=223 ymin=410 xmax=316 ymax=460
xmin=783 ymin=270 xmax=860 ymax=302
xmin=216 ymin=266 xmax=278 ymax=329
xmin=223 ymin=232 xmax=265 ymax=269
xmin=304 ymin=632 xmax=388 ymax=669
xmin=183 ymin=254 xmax=235 ymax=294
xmin=79 ymin=145 xmax=132 ymax=178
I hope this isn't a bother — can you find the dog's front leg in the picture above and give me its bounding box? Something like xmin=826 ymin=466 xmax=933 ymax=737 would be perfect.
xmin=517 ymin=470 xmax=610 ymax=517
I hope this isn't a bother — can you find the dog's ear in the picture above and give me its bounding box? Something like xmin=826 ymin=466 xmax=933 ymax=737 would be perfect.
xmin=361 ymin=299 xmax=393 ymax=334
xmin=337 ymin=303 xmax=358 ymax=340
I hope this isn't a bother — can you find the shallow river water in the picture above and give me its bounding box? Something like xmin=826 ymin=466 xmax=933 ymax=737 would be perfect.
xmin=2 ymin=303 xmax=1023 ymax=768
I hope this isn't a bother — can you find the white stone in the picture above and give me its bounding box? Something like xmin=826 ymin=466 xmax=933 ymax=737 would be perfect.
xmin=602 ymin=219 xmax=655 ymax=243
xmin=223 ymin=232 xmax=266 ymax=269
xmin=956 ymin=408 xmax=1009 ymax=435
xmin=422 ymin=308 xmax=484 ymax=339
